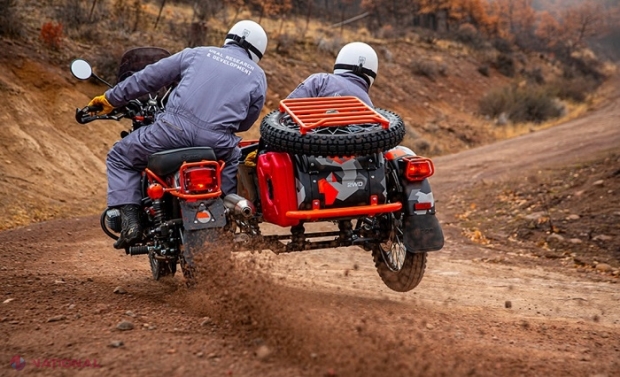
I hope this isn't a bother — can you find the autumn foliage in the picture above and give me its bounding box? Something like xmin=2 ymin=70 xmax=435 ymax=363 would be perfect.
xmin=355 ymin=0 xmax=616 ymax=54
xmin=40 ymin=21 xmax=63 ymax=50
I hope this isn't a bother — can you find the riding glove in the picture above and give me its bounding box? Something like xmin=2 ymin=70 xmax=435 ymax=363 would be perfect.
xmin=88 ymin=94 xmax=115 ymax=115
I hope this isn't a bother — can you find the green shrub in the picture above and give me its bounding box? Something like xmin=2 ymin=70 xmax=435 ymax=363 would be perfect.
xmin=547 ymin=76 xmax=599 ymax=102
xmin=55 ymin=0 xmax=89 ymax=30
xmin=410 ymin=59 xmax=447 ymax=81
xmin=523 ymin=68 xmax=545 ymax=85
xmin=493 ymin=53 xmax=515 ymax=77
xmin=477 ymin=65 xmax=490 ymax=77
xmin=91 ymin=50 xmax=125 ymax=85
xmin=479 ymin=85 xmax=562 ymax=124
xmin=0 ymin=0 xmax=24 ymax=38
xmin=492 ymin=38 xmax=513 ymax=54
xmin=453 ymin=23 xmax=486 ymax=50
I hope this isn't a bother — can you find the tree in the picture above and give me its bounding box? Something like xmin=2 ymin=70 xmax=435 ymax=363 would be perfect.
xmin=0 ymin=0 xmax=23 ymax=37
xmin=535 ymin=10 xmax=561 ymax=48
xmin=560 ymin=0 xmax=606 ymax=49
xmin=248 ymin=0 xmax=292 ymax=23
xmin=448 ymin=0 xmax=493 ymax=33
xmin=490 ymin=0 xmax=536 ymax=47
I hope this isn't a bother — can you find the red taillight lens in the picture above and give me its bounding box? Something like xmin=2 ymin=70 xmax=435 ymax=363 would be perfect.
xmin=403 ymin=156 xmax=435 ymax=181
xmin=414 ymin=202 xmax=433 ymax=211
xmin=183 ymin=167 xmax=219 ymax=193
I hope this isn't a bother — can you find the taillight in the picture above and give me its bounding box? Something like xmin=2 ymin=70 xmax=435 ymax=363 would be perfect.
xmin=403 ymin=156 xmax=435 ymax=181
xmin=183 ymin=167 xmax=219 ymax=193
xmin=414 ymin=202 xmax=433 ymax=211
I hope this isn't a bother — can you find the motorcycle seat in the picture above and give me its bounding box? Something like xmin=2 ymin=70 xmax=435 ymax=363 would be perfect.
xmin=147 ymin=147 xmax=217 ymax=176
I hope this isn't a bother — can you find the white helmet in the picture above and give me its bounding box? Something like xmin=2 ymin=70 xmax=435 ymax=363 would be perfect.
xmin=224 ymin=20 xmax=268 ymax=63
xmin=333 ymin=42 xmax=379 ymax=86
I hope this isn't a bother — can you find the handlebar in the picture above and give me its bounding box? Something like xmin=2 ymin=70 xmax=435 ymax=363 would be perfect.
xmin=74 ymin=96 xmax=165 ymax=128
xmin=75 ymin=106 xmax=127 ymax=124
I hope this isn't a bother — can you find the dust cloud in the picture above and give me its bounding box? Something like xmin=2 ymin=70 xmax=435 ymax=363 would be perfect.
xmin=169 ymin=238 xmax=470 ymax=376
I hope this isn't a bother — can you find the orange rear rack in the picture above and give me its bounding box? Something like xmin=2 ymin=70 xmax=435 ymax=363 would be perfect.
xmin=144 ymin=160 xmax=224 ymax=200
xmin=279 ymin=96 xmax=389 ymax=135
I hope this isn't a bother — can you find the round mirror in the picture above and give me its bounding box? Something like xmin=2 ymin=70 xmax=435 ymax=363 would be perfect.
xmin=70 ymin=59 xmax=93 ymax=80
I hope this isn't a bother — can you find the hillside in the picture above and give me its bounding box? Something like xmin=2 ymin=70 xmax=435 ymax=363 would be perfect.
xmin=0 ymin=0 xmax=616 ymax=230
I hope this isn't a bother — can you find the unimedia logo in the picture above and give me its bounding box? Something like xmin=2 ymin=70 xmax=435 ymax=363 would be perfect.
xmin=10 ymin=356 xmax=26 ymax=371
xmin=10 ymin=355 xmax=101 ymax=371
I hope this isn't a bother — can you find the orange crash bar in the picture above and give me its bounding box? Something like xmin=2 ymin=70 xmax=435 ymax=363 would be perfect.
xmin=286 ymin=202 xmax=402 ymax=221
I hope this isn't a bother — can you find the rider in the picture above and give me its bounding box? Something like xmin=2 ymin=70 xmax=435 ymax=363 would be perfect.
xmin=286 ymin=41 xmax=378 ymax=106
xmin=87 ymin=20 xmax=269 ymax=249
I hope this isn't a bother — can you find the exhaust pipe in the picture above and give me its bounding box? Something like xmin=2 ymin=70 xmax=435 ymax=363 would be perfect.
xmin=223 ymin=193 xmax=256 ymax=218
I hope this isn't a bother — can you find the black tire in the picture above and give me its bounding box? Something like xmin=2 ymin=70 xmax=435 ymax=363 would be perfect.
xmin=180 ymin=229 xmax=205 ymax=287
xmin=149 ymin=251 xmax=176 ymax=280
xmin=369 ymin=213 xmax=426 ymax=292
xmin=180 ymin=228 xmax=228 ymax=287
xmin=371 ymin=215 xmax=427 ymax=292
xmin=373 ymin=249 xmax=427 ymax=292
xmin=259 ymin=108 xmax=405 ymax=156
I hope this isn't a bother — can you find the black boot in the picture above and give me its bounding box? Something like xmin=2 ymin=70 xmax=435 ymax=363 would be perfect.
xmin=113 ymin=204 xmax=143 ymax=249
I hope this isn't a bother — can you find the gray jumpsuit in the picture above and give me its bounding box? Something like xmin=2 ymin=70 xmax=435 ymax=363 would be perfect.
xmin=104 ymin=44 xmax=267 ymax=206
xmin=286 ymin=72 xmax=373 ymax=107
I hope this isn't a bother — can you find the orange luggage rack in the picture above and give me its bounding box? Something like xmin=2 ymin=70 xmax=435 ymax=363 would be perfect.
xmin=279 ymin=96 xmax=389 ymax=135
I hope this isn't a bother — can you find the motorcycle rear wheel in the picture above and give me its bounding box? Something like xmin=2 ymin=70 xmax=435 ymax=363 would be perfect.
xmin=149 ymin=251 xmax=176 ymax=280
xmin=180 ymin=229 xmax=204 ymax=287
xmin=259 ymin=108 xmax=405 ymax=156
xmin=180 ymin=228 xmax=228 ymax=287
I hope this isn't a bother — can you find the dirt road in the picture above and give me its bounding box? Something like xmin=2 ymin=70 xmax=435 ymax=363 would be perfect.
xmin=1 ymin=89 xmax=619 ymax=376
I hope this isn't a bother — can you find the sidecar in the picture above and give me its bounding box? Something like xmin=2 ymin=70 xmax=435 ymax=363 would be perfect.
xmin=234 ymin=96 xmax=444 ymax=292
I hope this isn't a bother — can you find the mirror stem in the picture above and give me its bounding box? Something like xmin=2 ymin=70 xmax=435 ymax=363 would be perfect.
xmin=92 ymin=73 xmax=113 ymax=88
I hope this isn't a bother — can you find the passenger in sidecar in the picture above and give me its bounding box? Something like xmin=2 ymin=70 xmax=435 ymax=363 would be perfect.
xmin=235 ymin=40 xmax=443 ymax=253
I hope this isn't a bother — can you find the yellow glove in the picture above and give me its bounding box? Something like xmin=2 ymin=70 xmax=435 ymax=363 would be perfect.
xmin=244 ymin=150 xmax=257 ymax=167
xmin=87 ymin=94 xmax=115 ymax=115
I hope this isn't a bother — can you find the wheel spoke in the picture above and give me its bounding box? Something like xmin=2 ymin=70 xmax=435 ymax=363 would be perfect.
xmin=380 ymin=216 xmax=407 ymax=272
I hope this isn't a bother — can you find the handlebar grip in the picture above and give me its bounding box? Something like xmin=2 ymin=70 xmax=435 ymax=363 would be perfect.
xmin=75 ymin=105 xmax=126 ymax=124
xmin=75 ymin=106 xmax=100 ymax=124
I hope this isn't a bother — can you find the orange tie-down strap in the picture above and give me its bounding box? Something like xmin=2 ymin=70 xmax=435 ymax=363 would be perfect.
xmin=279 ymin=96 xmax=389 ymax=135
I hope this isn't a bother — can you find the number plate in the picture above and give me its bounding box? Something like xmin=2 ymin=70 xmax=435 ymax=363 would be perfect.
xmin=180 ymin=199 xmax=226 ymax=230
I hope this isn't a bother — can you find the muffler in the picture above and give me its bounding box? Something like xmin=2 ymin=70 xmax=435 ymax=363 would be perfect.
xmin=223 ymin=193 xmax=256 ymax=218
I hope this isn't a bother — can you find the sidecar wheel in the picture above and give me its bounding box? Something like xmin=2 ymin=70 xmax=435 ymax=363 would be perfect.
xmin=370 ymin=214 xmax=426 ymax=292
xmin=371 ymin=216 xmax=426 ymax=292
xmin=260 ymin=108 xmax=405 ymax=156
xmin=373 ymin=249 xmax=427 ymax=292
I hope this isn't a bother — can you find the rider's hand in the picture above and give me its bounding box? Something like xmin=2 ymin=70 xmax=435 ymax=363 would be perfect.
xmin=88 ymin=94 xmax=114 ymax=115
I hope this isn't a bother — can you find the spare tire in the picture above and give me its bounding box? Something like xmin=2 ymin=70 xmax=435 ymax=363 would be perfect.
xmin=259 ymin=108 xmax=405 ymax=156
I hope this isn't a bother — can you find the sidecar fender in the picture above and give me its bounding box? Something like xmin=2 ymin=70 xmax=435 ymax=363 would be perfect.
xmin=401 ymin=179 xmax=444 ymax=252
xmin=403 ymin=213 xmax=444 ymax=252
